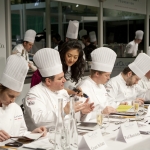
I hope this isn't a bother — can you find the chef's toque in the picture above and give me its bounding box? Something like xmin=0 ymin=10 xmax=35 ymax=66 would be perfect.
xmin=135 ymin=30 xmax=144 ymax=40
xmin=79 ymin=29 xmax=87 ymax=39
xmin=89 ymin=31 xmax=97 ymax=42
xmin=33 ymin=48 xmax=63 ymax=77
xmin=0 ymin=55 xmax=28 ymax=92
xmin=91 ymin=47 xmax=117 ymax=72
xmin=128 ymin=53 xmax=150 ymax=78
xmin=24 ymin=29 xmax=36 ymax=43
xmin=66 ymin=20 xmax=79 ymax=39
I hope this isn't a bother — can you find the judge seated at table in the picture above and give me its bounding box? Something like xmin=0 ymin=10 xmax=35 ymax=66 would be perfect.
xmin=105 ymin=53 xmax=150 ymax=108
xmin=78 ymin=47 xmax=117 ymax=121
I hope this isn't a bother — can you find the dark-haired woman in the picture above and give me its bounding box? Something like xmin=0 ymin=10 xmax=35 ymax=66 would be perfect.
xmin=59 ymin=40 xmax=85 ymax=95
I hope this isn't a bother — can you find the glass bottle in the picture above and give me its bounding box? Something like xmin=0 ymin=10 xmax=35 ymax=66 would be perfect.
xmin=68 ymin=95 xmax=78 ymax=150
xmin=54 ymin=98 xmax=66 ymax=150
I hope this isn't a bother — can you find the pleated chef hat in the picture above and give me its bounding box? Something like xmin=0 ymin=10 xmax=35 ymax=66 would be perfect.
xmin=89 ymin=31 xmax=97 ymax=42
xmin=135 ymin=30 xmax=144 ymax=40
xmin=24 ymin=29 xmax=36 ymax=43
xmin=79 ymin=29 xmax=87 ymax=39
xmin=91 ymin=47 xmax=117 ymax=72
xmin=0 ymin=55 xmax=28 ymax=92
xmin=33 ymin=48 xmax=63 ymax=77
xmin=128 ymin=53 xmax=150 ymax=78
xmin=66 ymin=20 xmax=79 ymax=39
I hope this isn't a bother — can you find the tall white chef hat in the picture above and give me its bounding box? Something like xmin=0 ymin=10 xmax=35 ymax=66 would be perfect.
xmin=135 ymin=30 xmax=144 ymax=40
xmin=24 ymin=29 xmax=36 ymax=43
xmin=79 ymin=29 xmax=87 ymax=39
xmin=91 ymin=47 xmax=117 ymax=72
xmin=0 ymin=55 xmax=28 ymax=92
xmin=89 ymin=31 xmax=97 ymax=42
xmin=66 ymin=20 xmax=79 ymax=39
xmin=33 ymin=48 xmax=63 ymax=77
xmin=128 ymin=53 xmax=150 ymax=78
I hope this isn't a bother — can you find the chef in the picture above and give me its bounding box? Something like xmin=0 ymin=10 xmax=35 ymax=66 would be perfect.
xmin=105 ymin=53 xmax=150 ymax=108
xmin=12 ymin=29 xmax=37 ymax=71
xmin=23 ymin=48 xmax=93 ymax=130
xmin=65 ymin=20 xmax=79 ymax=42
xmin=79 ymin=29 xmax=87 ymax=49
xmin=0 ymin=54 xmax=46 ymax=142
xmin=138 ymin=70 xmax=150 ymax=90
xmin=78 ymin=47 xmax=117 ymax=121
xmin=84 ymin=31 xmax=97 ymax=61
xmin=125 ymin=30 xmax=144 ymax=57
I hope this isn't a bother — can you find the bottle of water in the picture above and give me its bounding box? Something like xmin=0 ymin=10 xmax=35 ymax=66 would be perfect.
xmin=68 ymin=95 xmax=78 ymax=150
xmin=54 ymin=98 xmax=66 ymax=150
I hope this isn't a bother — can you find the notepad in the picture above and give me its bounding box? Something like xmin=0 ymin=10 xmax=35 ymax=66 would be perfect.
xmin=117 ymin=105 xmax=133 ymax=112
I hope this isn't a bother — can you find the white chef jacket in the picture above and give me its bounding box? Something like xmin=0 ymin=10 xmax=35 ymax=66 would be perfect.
xmin=78 ymin=76 xmax=108 ymax=121
xmin=0 ymin=103 xmax=29 ymax=137
xmin=24 ymin=82 xmax=69 ymax=131
xmin=138 ymin=76 xmax=150 ymax=90
xmin=12 ymin=44 xmax=37 ymax=71
xmin=125 ymin=40 xmax=138 ymax=57
xmin=105 ymin=73 xmax=148 ymax=108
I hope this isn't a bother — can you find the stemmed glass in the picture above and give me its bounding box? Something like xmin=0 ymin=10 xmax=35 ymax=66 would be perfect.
xmin=133 ymin=100 xmax=139 ymax=121
xmin=97 ymin=111 xmax=109 ymax=135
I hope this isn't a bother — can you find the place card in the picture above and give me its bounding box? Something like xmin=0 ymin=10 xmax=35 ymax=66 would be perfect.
xmin=79 ymin=129 xmax=107 ymax=150
xmin=116 ymin=121 xmax=142 ymax=143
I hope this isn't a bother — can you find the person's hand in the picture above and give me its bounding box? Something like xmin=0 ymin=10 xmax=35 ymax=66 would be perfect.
xmin=135 ymin=98 xmax=144 ymax=105
xmin=0 ymin=130 xmax=10 ymax=142
xmin=66 ymin=87 xmax=83 ymax=97
xmin=102 ymin=106 xmax=117 ymax=114
xmin=81 ymin=99 xmax=94 ymax=114
xmin=64 ymin=101 xmax=86 ymax=114
xmin=32 ymin=126 xmax=47 ymax=137
xmin=120 ymin=102 xmax=128 ymax=105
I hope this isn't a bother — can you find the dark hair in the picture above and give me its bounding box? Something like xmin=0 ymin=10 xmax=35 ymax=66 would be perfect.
xmin=59 ymin=40 xmax=85 ymax=83
xmin=0 ymin=84 xmax=8 ymax=93
xmin=91 ymin=70 xmax=106 ymax=77
xmin=41 ymin=76 xmax=55 ymax=82
xmin=23 ymin=41 xmax=29 ymax=44
xmin=122 ymin=67 xmax=135 ymax=75
xmin=52 ymin=33 xmax=61 ymax=41
xmin=82 ymin=35 xmax=89 ymax=40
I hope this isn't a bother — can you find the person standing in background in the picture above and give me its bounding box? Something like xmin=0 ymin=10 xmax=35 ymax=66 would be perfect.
xmin=52 ymin=33 xmax=64 ymax=51
xmin=125 ymin=30 xmax=144 ymax=57
xmin=84 ymin=31 xmax=97 ymax=61
xmin=12 ymin=29 xmax=37 ymax=71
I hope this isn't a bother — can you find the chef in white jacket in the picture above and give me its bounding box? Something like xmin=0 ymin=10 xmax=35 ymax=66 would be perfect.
xmin=78 ymin=47 xmax=117 ymax=121
xmin=105 ymin=53 xmax=150 ymax=108
xmin=138 ymin=70 xmax=150 ymax=90
xmin=12 ymin=29 xmax=37 ymax=71
xmin=125 ymin=30 xmax=144 ymax=57
xmin=0 ymin=55 xmax=46 ymax=142
xmin=24 ymin=48 xmax=92 ymax=130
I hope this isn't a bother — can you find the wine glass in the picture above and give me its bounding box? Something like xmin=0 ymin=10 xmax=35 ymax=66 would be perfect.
xmin=133 ymin=100 xmax=139 ymax=121
xmin=97 ymin=111 xmax=109 ymax=135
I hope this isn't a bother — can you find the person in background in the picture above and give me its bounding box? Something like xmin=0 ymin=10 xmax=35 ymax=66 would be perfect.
xmin=138 ymin=70 xmax=150 ymax=90
xmin=84 ymin=31 xmax=97 ymax=61
xmin=82 ymin=35 xmax=90 ymax=47
xmin=78 ymin=47 xmax=117 ymax=121
xmin=125 ymin=30 xmax=144 ymax=57
xmin=105 ymin=53 xmax=150 ymax=108
xmin=78 ymin=29 xmax=87 ymax=49
xmin=24 ymin=48 xmax=93 ymax=131
xmin=0 ymin=55 xmax=47 ymax=142
xmin=12 ymin=29 xmax=37 ymax=71
xmin=52 ymin=33 xmax=64 ymax=51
